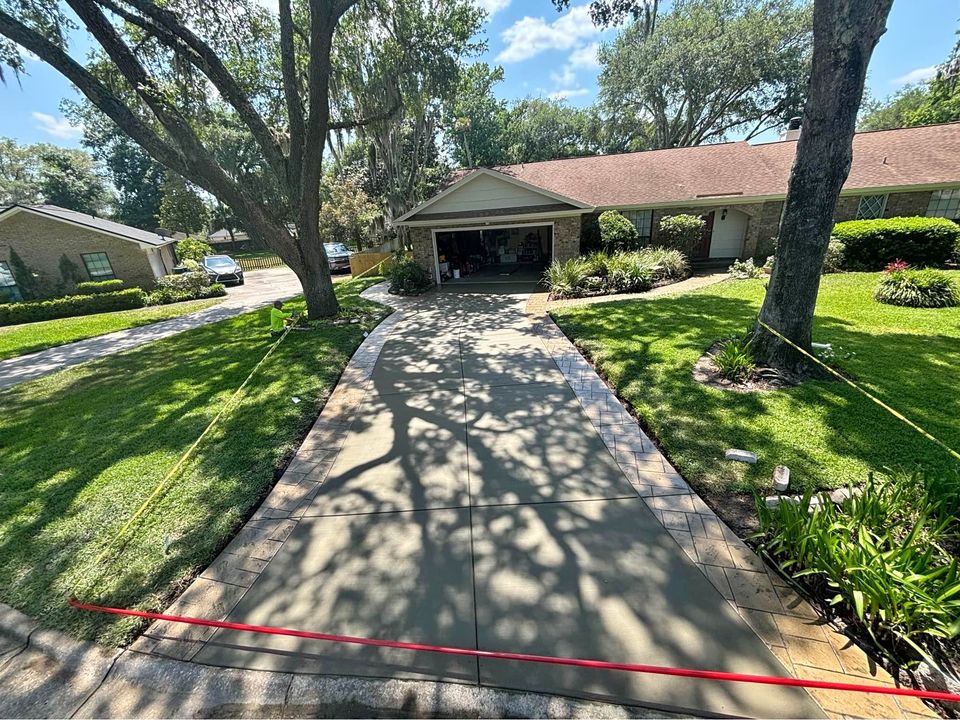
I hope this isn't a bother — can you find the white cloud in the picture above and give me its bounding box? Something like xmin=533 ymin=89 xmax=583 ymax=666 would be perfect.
xmin=474 ymin=0 xmax=511 ymax=17
xmin=551 ymin=65 xmax=577 ymax=87
xmin=32 ymin=112 xmax=83 ymax=140
xmin=548 ymin=87 xmax=591 ymax=101
xmin=497 ymin=4 xmax=602 ymax=63
xmin=892 ymin=65 xmax=937 ymax=86
xmin=568 ymin=42 xmax=601 ymax=69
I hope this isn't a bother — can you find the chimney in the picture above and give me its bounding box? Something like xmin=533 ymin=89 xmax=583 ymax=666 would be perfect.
xmin=782 ymin=117 xmax=802 ymax=141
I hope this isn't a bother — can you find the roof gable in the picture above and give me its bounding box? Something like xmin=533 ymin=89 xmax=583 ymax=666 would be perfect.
xmin=396 ymin=168 xmax=592 ymax=223
xmin=0 ymin=204 xmax=176 ymax=248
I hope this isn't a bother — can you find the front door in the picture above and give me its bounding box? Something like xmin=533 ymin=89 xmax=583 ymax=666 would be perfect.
xmin=695 ymin=211 xmax=715 ymax=258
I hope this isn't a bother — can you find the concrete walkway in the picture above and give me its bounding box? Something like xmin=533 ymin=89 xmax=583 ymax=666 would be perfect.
xmin=153 ymin=286 xmax=820 ymax=717
xmin=0 ymin=267 xmax=302 ymax=390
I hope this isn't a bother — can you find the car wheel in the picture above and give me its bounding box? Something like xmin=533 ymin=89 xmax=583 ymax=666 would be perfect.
xmin=238 ymin=278 xmax=245 ymax=285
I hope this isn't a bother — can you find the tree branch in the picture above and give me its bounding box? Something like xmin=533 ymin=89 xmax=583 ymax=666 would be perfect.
xmin=0 ymin=9 xmax=189 ymax=177
xmin=328 ymin=101 xmax=402 ymax=130
xmin=91 ymin=0 xmax=290 ymax=188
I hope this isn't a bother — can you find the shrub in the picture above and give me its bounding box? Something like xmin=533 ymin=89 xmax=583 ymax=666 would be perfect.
xmin=874 ymin=267 xmax=959 ymax=308
xmin=598 ymin=211 xmax=640 ymax=252
xmin=386 ymin=254 xmax=433 ymax=295
xmin=146 ymin=271 xmax=220 ymax=305
xmin=0 ymin=288 xmax=146 ymax=326
xmin=822 ymin=239 xmax=846 ymax=274
xmin=582 ymin=251 xmax=610 ymax=278
xmin=543 ymin=258 xmax=589 ymax=298
xmin=606 ymin=253 xmax=653 ymax=293
xmin=657 ymin=214 xmax=706 ymax=255
xmin=728 ymin=258 xmax=763 ymax=279
xmin=757 ymin=472 xmax=960 ymax=666
xmin=831 ymin=216 xmax=959 ymax=270
xmin=75 ymin=279 xmax=126 ymax=295
xmin=711 ymin=336 xmax=756 ymax=380
xmin=175 ymin=236 xmax=215 ymax=264
xmin=643 ymin=247 xmax=689 ymax=281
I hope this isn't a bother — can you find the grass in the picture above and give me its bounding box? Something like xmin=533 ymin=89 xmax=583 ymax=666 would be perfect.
xmin=0 ymin=276 xmax=387 ymax=645
xmin=551 ymin=272 xmax=960 ymax=497
xmin=0 ymin=298 xmax=222 ymax=361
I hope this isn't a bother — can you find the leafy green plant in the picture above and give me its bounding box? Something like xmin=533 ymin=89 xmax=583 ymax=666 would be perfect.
xmin=0 ymin=288 xmax=147 ymax=326
xmin=175 ymin=236 xmax=215 ymax=264
xmin=606 ymin=252 xmax=653 ymax=292
xmin=822 ymin=239 xmax=846 ymax=274
xmin=544 ymin=258 xmax=589 ymax=298
xmin=644 ymin=247 xmax=689 ymax=281
xmin=386 ymin=254 xmax=433 ymax=295
xmin=728 ymin=258 xmax=763 ymax=279
xmin=598 ymin=210 xmax=640 ymax=252
xmin=147 ymin=271 xmax=224 ymax=305
xmin=831 ymin=216 xmax=959 ymax=270
xmin=657 ymin=214 xmax=706 ymax=255
xmin=757 ymin=472 xmax=960 ymax=666
xmin=711 ymin=335 xmax=756 ymax=380
xmin=75 ymin=279 xmax=126 ymax=295
xmin=582 ymin=251 xmax=611 ymax=278
xmin=875 ymin=267 xmax=959 ymax=308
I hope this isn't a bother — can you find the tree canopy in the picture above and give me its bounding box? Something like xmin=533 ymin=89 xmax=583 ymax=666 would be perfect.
xmin=0 ymin=138 xmax=112 ymax=214
xmin=859 ymin=35 xmax=960 ymax=131
xmin=599 ymin=0 xmax=812 ymax=148
xmin=0 ymin=0 xmax=484 ymax=316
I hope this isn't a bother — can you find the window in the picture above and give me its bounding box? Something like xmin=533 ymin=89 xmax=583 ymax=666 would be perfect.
xmin=0 ymin=261 xmax=22 ymax=302
xmin=81 ymin=252 xmax=115 ymax=280
xmin=856 ymin=194 xmax=887 ymax=220
xmin=926 ymin=188 xmax=960 ymax=219
xmin=621 ymin=209 xmax=653 ymax=243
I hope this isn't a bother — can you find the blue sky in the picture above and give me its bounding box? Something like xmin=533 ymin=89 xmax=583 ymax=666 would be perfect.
xmin=1 ymin=0 xmax=957 ymax=147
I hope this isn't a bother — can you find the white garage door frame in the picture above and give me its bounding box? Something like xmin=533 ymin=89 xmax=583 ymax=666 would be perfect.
xmin=430 ymin=220 xmax=556 ymax=284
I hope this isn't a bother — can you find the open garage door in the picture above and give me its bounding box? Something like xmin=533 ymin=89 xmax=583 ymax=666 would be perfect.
xmin=433 ymin=222 xmax=553 ymax=293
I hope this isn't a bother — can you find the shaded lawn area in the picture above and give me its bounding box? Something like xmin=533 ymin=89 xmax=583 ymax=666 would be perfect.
xmin=0 ymin=297 xmax=222 ymax=361
xmin=552 ymin=272 xmax=960 ymax=500
xmin=0 ymin=277 xmax=387 ymax=645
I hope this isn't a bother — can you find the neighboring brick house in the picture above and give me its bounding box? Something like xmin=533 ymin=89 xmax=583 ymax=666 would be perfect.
xmin=0 ymin=204 xmax=178 ymax=299
xmin=396 ymin=122 xmax=960 ymax=286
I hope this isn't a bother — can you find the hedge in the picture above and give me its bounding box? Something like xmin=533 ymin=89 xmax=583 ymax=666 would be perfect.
xmin=75 ymin=279 xmax=126 ymax=295
xmin=0 ymin=288 xmax=146 ymax=326
xmin=831 ymin=216 xmax=959 ymax=270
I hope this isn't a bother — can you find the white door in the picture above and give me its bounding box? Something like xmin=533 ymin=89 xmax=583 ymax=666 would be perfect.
xmin=709 ymin=208 xmax=748 ymax=258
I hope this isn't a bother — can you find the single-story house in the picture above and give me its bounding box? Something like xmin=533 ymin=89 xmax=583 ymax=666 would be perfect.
xmin=396 ymin=122 xmax=960 ymax=286
xmin=208 ymin=228 xmax=251 ymax=246
xmin=0 ymin=204 xmax=179 ymax=299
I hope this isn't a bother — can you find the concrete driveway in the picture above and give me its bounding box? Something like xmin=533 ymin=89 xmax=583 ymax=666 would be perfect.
xmin=190 ymin=290 xmax=822 ymax=717
xmin=0 ymin=267 xmax=303 ymax=389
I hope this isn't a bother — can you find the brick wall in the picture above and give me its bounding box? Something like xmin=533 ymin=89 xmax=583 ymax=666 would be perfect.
xmin=834 ymin=190 xmax=933 ymax=222
xmin=552 ymin=215 xmax=582 ymax=263
xmin=0 ymin=212 xmax=160 ymax=292
xmin=409 ymin=226 xmax=437 ymax=284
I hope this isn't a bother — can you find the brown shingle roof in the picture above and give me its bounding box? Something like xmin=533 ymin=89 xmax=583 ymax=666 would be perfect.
xmin=460 ymin=122 xmax=960 ymax=209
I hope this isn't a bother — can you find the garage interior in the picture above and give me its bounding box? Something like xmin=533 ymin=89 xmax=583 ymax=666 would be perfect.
xmin=435 ymin=224 xmax=552 ymax=288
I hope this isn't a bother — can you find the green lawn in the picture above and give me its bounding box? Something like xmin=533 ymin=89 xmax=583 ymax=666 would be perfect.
xmin=0 ymin=277 xmax=387 ymax=645
xmin=0 ymin=298 xmax=222 ymax=361
xmin=552 ymin=272 xmax=960 ymax=498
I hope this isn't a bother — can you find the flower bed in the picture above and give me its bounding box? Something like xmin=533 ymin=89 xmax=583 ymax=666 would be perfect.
xmin=544 ymin=248 xmax=689 ymax=299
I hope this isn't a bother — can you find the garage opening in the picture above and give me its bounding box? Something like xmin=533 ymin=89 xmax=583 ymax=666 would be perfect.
xmin=434 ymin=224 xmax=552 ymax=288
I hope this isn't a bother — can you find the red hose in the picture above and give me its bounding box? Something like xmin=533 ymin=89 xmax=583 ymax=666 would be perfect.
xmin=70 ymin=599 xmax=960 ymax=704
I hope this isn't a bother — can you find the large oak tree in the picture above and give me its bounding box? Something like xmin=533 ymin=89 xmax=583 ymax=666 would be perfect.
xmin=0 ymin=0 xmax=472 ymax=316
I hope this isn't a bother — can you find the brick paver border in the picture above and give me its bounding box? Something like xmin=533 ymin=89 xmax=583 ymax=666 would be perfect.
xmin=530 ymin=300 xmax=937 ymax=720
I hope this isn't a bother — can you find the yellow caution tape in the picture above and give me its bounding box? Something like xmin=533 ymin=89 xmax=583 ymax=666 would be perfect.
xmin=757 ymin=319 xmax=960 ymax=464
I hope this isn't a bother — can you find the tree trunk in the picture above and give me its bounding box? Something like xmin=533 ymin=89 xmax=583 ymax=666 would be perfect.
xmin=751 ymin=0 xmax=893 ymax=377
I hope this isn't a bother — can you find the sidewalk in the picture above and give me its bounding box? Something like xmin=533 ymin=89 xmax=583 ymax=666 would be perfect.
xmin=0 ymin=267 xmax=302 ymax=390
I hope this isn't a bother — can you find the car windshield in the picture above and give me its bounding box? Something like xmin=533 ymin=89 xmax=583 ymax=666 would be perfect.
xmin=205 ymin=256 xmax=235 ymax=269
xmin=324 ymin=243 xmax=348 ymax=254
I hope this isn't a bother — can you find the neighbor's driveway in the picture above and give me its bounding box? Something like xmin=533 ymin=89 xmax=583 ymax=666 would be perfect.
xmin=0 ymin=266 xmax=302 ymax=390
xmin=182 ymin=288 xmax=822 ymax=717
